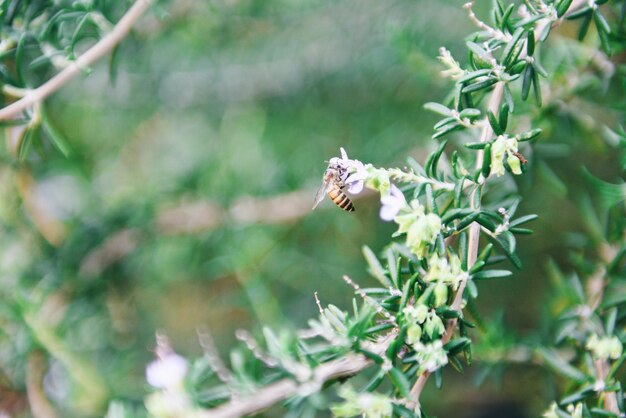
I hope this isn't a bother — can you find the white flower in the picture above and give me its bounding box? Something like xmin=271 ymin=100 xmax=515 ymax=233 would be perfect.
xmin=424 ymin=253 xmax=468 ymax=290
xmin=542 ymin=402 xmax=560 ymax=418
xmin=491 ymin=136 xmax=521 ymax=177
xmin=412 ymin=340 xmax=448 ymax=373
xmin=566 ymin=403 xmax=583 ymax=418
xmin=438 ymin=47 xmax=464 ymax=80
xmin=146 ymin=346 xmax=189 ymax=390
xmin=332 ymin=386 xmax=393 ymax=418
xmin=380 ymin=184 xmax=407 ymax=221
xmin=586 ymin=334 xmax=623 ymax=360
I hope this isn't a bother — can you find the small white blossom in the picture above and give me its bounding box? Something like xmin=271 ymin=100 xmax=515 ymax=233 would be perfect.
xmin=491 ymin=136 xmax=521 ymax=177
xmin=424 ymin=253 xmax=468 ymax=291
xmin=403 ymin=304 xmax=429 ymax=324
xmin=412 ymin=340 xmax=448 ymax=373
xmin=332 ymin=386 xmax=393 ymax=418
xmin=566 ymin=403 xmax=583 ymax=418
xmin=146 ymin=335 xmax=189 ymax=390
xmin=586 ymin=334 xmax=623 ymax=360
xmin=542 ymin=402 xmax=560 ymax=418
xmin=380 ymin=184 xmax=408 ymax=221
xmin=438 ymin=47 xmax=465 ymax=80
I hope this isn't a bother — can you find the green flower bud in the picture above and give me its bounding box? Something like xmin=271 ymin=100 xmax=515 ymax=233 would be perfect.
xmin=425 ymin=313 xmax=445 ymax=339
xmin=406 ymin=323 xmax=422 ymax=345
xmin=507 ymin=153 xmax=522 ymax=175
xmin=586 ymin=334 xmax=623 ymax=360
xmin=434 ymin=282 xmax=448 ymax=307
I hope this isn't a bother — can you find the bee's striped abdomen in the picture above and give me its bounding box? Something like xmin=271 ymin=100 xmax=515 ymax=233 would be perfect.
xmin=328 ymin=185 xmax=355 ymax=212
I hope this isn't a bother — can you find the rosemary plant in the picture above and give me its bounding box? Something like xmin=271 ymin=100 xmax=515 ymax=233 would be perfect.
xmin=142 ymin=1 xmax=625 ymax=417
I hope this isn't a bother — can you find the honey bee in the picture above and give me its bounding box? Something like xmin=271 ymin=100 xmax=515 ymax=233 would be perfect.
xmin=312 ymin=164 xmax=355 ymax=212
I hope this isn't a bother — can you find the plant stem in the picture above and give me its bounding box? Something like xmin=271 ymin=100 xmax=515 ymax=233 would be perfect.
xmin=406 ymin=80 xmax=505 ymax=410
xmin=200 ymin=332 xmax=397 ymax=418
xmin=0 ymin=0 xmax=152 ymax=121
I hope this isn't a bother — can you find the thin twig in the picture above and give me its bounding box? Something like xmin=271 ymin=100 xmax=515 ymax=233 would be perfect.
xmin=200 ymin=332 xmax=396 ymax=418
xmin=342 ymin=275 xmax=397 ymax=323
xmin=26 ymin=351 xmax=58 ymax=418
xmin=314 ymin=292 xmax=324 ymax=315
xmin=0 ymin=0 xmax=152 ymax=121
xmin=197 ymin=327 xmax=235 ymax=386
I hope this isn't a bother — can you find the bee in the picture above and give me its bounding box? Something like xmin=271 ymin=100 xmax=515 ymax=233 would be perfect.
xmin=312 ymin=163 xmax=355 ymax=212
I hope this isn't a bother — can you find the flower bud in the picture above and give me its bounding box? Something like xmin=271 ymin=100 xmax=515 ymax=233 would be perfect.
xmin=507 ymin=154 xmax=522 ymax=175
xmin=434 ymin=282 xmax=448 ymax=307
xmin=406 ymin=323 xmax=422 ymax=345
xmin=425 ymin=313 xmax=445 ymax=339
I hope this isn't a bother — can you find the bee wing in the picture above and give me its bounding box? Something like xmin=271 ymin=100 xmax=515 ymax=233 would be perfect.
xmin=312 ymin=175 xmax=333 ymax=210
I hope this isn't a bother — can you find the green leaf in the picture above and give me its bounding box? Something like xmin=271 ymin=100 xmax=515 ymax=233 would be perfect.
xmin=426 ymin=140 xmax=448 ymax=178
xmin=498 ymin=103 xmax=509 ymax=133
xmin=433 ymin=117 xmax=457 ymax=130
xmin=471 ymin=269 xmax=512 ymax=280
xmin=594 ymin=11 xmax=611 ymax=53
xmin=577 ymin=11 xmax=593 ymax=40
xmin=532 ymin=63 xmax=542 ymax=106
xmin=503 ymin=84 xmax=515 ymax=112
xmin=556 ymin=0 xmax=574 ymax=17
xmin=501 ymin=27 xmax=525 ymax=67
xmin=517 ymin=128 xmax=542 ymax=142
xmin=466 ymin=41 xmax=491 ymax=63
xmin=464 ymin=141 xmax=488 ymax=150
xmin=444 ymin=337 xmax=471 ymax=355
xmin=389 ymin=367 xmax=411 ymax=398
xmin=40 ymin=104 xmax=72 ymax=157
xmin=476 ymin=213 xmax=496 ymax=232
xmin=362 ymin=370 xmax=386 ymax=392
xmin=509 ymin=214 xmax=538 ymax=227
xmin=18 ymin=124 xmax=38 ymax=162
xmin=482 ymin=143 xmax=492 ymax=178
xmin=433 ymin=123 xmax=463 ymax=140
xmin=567 ymin=6 xmax=592 ymax=20
xmin=424 ymin=102 xmax=452 ymax=116
xmin=521 ymin=64 xmax=533 ymax=101
xmin=15 ymin=33 xmax=27 ymax=87
xmin=500 ymin=4 xmax=515 ymax=31
xmin=386 ymin=247 xmax=399 ymax=287
xmin=559 ymin=385 xmax=595 ymax=405
xmin=362 ymin=246 xmax=392 ymax=287
xmin=458 ymin=108 xmax=482 ymax=119
xmin=458 ymin=69 xmax=493 ymax=84
xmin=461 ymin=78 xmax=497 ymax=94
xmin=536 ymin=347 xmax=590 ymax=383
xmin=476 ymin=243 xmax=493 ymax=264
xmin=487 ymin=111 xmax=503 ymax=135
xmin=526 ymin=30 xmax=535 ymax=56
xmin=455 ymin=213 xmax=480 ymax=232
xmin=605 ymin=307 xmax=617 ymax=335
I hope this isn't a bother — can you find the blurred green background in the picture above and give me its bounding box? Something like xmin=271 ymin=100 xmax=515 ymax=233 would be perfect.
xmin=0 ymin=0 xmax=623 ymax=417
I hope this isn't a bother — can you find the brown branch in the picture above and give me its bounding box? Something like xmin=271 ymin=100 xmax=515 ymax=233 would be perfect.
xmin=26 ymin=351 xmax=58 ymax=418
xmin=0 ymin=0 xmax=153 ymax=121
xmin=199 ymin=332 xmax=396 ymax=418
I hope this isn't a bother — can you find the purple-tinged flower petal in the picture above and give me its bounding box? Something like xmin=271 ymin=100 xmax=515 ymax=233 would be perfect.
xmin=379 ymin=184 xmax=407 ymax=221
xmin=380 ymin=204 xmax=398 ymax=221
xmin=340 ymin=147 xmax=349 ymax=160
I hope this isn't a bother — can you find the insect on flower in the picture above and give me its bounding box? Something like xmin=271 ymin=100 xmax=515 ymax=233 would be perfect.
xmin=312 ymin=161 xmax=355 ymax=212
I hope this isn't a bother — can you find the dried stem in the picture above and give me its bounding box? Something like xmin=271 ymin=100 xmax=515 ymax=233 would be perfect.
xmin=0 ymin=0 xmax=152 ymax=121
